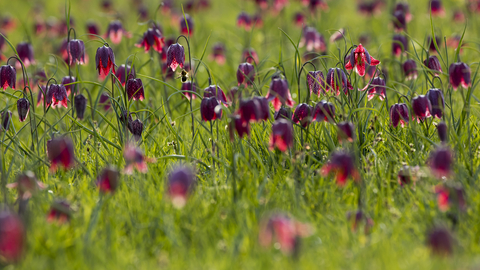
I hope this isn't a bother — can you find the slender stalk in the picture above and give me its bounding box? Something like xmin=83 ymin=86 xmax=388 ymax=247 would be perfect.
xmin=176 ymin=35 xmax=195 ymax=139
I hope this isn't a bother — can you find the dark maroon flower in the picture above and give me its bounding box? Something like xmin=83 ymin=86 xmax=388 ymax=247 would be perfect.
xmin=138 ymin=5 xmax=149 ymax=21
xmin=180 ymin=14 xmax=194 ymax=36
xmin=74 ymin=94 xmax=86 ymax=120
xmin=99 ymin=92 xmax=111 ymax=110
xmin=96 ymin=166 xmax=120 ymax=194
xmin=61 ymin=76 xmax=77 ymax=96
xmin=429 ymin=146 xmax=453 ymax=178
xmin=426 ymin=88 xmax=444 ymax=119
xmin=394 ymin=2 xmax=412 ymax=22
xmin=403 ymin=59 xmax=417 ymax=80
xmin=16 ymin=42 xmax=34 ymax=67
xmin=307 ymin=71 xmax=326 ymax=96
xmin=274 ymin=107 xmax=292 ymax=120
xmin=136 ymin=28 xmax=164 ymax=53
xmin=105 ymin=20 xmax=127 ymax=44
xmin=390 ymin=103 xmax=409 ymax=128
xmin=300 ymin=27 xmax=327 ymax=53
xmin=293 ymin=12 xmax=306 ymax=27
xmin=326 ymin=68 xmax=353 ymax=95
xmin=200 ymin=96 xmax=221 ymax=121
xmin=392 ymin=35 xmax=408 ymax=56
xmin=266 ymin=79 xmax=294 ymax=111
xmin=242 ymin=48 xmax=259 ymax=64
xmin=47 ymin=136 xmax=75 ymax=171
xmin=309 ymin=0 xmax=329 ymax=10
xmin=437 ymin=121 xmax=447 ymax=142
xmin=168 ymin=165 xmax=195 ymax=208
xmin=17 ymin=98 xmax=30 ymax=122
xmin=238 ymin=99 xmax=261 ymax=124
xmin=412 ymin=95 xmax=432 ymax=122
xmin=253 ymin=96 xmax=270 ymax=121
xmin=397 ymin=165 xmax=412 ymax=186
xmin=125 ymin=78 xmax=145 ymax=101
xmin=449 ymin=62 xmax=471 ymax=91
xmin=237 ymin=62 xmax=255 ymax=87
xmin=160 ymin=38 xmax=175 ymax=63
xmin=204 ymin=85 xmax=228 ymax=107
xmin=67 ymin=39 xmax=85 ymax=65
xmin=313 ymin=100 xmax=335 ymax=122
xmin=95 ymin=45 xmax=116 ymax=77
xmin=166 ymin=43 xmax=185 ymax=72
xmin=270 ymin=119 xmax=294 ymax=152
xmin=115 ymin=65 xmax=135 ymax=86
xmin=292 ymin=103 xmax=313 ymax=128
xmin=58 ymin=38 xmax=69 ymax=62
xmin=424 ymin=55 xmax=442 ymax=76
xmin=229 ymin=115 xmax=250 ymax=140
xmin=237 ymin=12 xmax=252 ymax=30
xmin=360 ymin=76 xmax=386 ymax=100
xmin=0 ymin=65 xmax=16 ymax=90
xmin=129 ymin=119 xmax=143 ymax=141
xmin=393 ymin=10 xmax=406 ymax=32
xmin=427 ymin=36 xmax=441 ymax=52
xmin=210 ymin=43 xmax=226 ymax=65
xmin=46 ymin=84 xmax=68 ymax=108
xmin=337 ymin=122 xmax=355 ymax=142
xmin=358 ymin=1 xmax=379 ymax=16
xmin=0 ymin=210 xmax=25 ymax=263
xmin=182 ymin=81 xmax=197 ymax=100
xmin=427 ymin=227 xmax=453 ymax=256
xmin=47 ymin=199 xmax=72 ymax=224
xmin=429 ymin=0 xmax=445 ymax=16
xmin=345 ymin=44 xmax=380 ymax=77
xmin=86 ymin=21 xmax=100 ymax=39
xmin=321 ymin=150 xmax=359 ymax=186
xmin=1 ymin=110 xmax=12 ymax=131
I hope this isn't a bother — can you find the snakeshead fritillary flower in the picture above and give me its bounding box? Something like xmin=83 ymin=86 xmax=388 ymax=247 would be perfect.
xmin=180 ymin=14 xmax=194 ymax=35
xmin=437 ymin=121 xmax=447 ymax=142
xmin=136 ymin=28 xmax=164 ymax=53
xmin=47 ymin=136 xmax=75 ymax=171
xmin=274 ymin=107 xmax=292 ymax=121
xmin=0 ymin=210 xmax=25 ymax=263
xmin=16 ymin=42 xmax=35 ymax=67
xmin=242 ymin=48 xmax=259 ymax=64
xmin=167 ymin=165 xmax=195 ymax=209
xmin=392 ymin=35 xmax=408 ymax=56
xmin=299 ymin=27 xmax=326 ymax=52
xmin=204 ymin=85 xmax=229 ymax=107
xmin=16 ymin=98 xmax=30 ymax=122
xmin=229 ymin=115 xmax=250 ymax=140
xmin=95 ymin=45 xmax=116 ymax=77
xmin=393 ymin=10 xmax=407 ymax=32
xmin=307 ymin=70 xmax=326 ymax=96
xmin=390 ymin=103 xmax=409 ymax=127
xmin=326 ymin=68 xmax=353 ymax=95
xmin=449 ymin=62 xmax=471 ymax=90
xmin=337 ymin=122 xmax=355 ymax=142
xmin=394 ymin=2 xmax=412 ymax=22
xmin=0 ymin=65 xmax=16 ymax=90
xmin=236 ymin=62 xmax=255 ymax=87
xmin=253 ymin=96 xmax=270 ymax=121
xmin=129 ymin=119 xmax=144 ymax=141
xmin=86 ymin=21 xmax=100 ymax=39
xmin=293 ymin=12 xmax=306 ymax=27
xmin=429 ymin=146 xmax=453 ymax=178
xmin=412 ymin=95 xmax=432 ymax=122
xmin=345 ymin=44 xmax=380 ymax=77
xmin=200 ymin=96 xmax=222 ymax=121
xmin=292 ymin=103 xmax=313 ymax=128
xmin=181 ymin=81 xmax=197 ymax=100
xmin=403 ymin=59 xmax=417 ymax=80
xmin=429 ymin=0 xmax=445 ymax=16
xmin=237 ymin=12 xmax=252 ymax=30
xmin=96 ymin=166 xmax=120 ymax=194
xmin=1 ymin=110 xmax=12 ymax=131
xmin=6 ymin=171 xmax=45 ymax=200
xmin=125 ymin=78 xmax=145 ymax=101
xmin=427 ymin=36 xmax=442 ymax=52
xmin=47 ymin=199 xmax=72 ymax=224
xmin=166 ymin=43 xmax=185 ymax=72
xmin=435 ymin=184 xmax=465 ymax=212
xmin=424 ymin=55 xmax=442 ymax=76
xmin=67 ymin=39 xmax=85 ymax=65
xmin=321 ymin=150 xmax=360 ymax=186
xmin=266 ymin=78 xmax=294 ymax=111
xmin=105 ymin=20 xmax=128 ymax=44
xmin=313 ymin=101 xmax=335 ymax=122
xmin=115 ymin=64 xmax=135 ymax=86
xmin=238 ymin=98 xmax=261 ymax=124
xmin=360 ymin=76 xmax=386 ymax=100
xmin=210 ymin=43 xmax=226 ymax=65
xmin=123 ymin=144 xmax=149 ymax=174
xmin=426 ymin=88 xmax=444 ymax=119
xmin=61 ymin=76 xmax=77 ymax=96
xmin=46 ymin=84 xmax=68 ymax=108
xmin=74 ymin=94 xmax=87 ymax=120
xmin=270 ymin=119 xmax=294 ymax=152
xmin=427 ymin=227 xmax=453 ymax=256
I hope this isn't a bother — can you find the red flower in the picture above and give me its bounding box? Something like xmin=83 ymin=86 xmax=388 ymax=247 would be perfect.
xmin=326 ymin=68 xmax=353 ymax=95
xmin=46 ymin=84 xmax=68 ymax=108
xmin=136 ymin=28 xmax=164 ymax=53
xmin=429 ymin=146 xmax=453 ymax=178
xmin=266 ymin=78 xmax=294 ymax=111
xmin=167 ymin=165 xmax=195 ymax=208
xmin=229 ymin=115 xmax=250 ymax=140
xmin=181 ymin=82 xmax=197 ymax=100
xmin=411 ymin=95 xmax=432 ymax=122
xmin=47 ymin=199 xmax=72 ymax=224
xmin=95 ymin=45 xmax=116 ymax=77
xmin=96 ymin=166 xmax=120 ymax=194
xmin=180 ymin=14 xmax=194 ymax=36
xmin=166 ymin=43 xmax=185 ymax=72
xmin=47 ymin=136 xmax=75 ymax=171
xmin=345 ymin=44 xmax=380 ymax=77
xmin=105 ymin=20 xmax=128 ymax=44
xmin=321 ymin=150 xmax=359 ymax=186
xmin=0 ymin=211 xmax=25 ymax=263
xmin=204 ymin=85 xmax=229 ymax=107
xmin=269 ymin=119 xmax=294 ymax=152
xmin=115 ymin=65 xmax=135 ymax=86
xmin=200 ymin=96 xmax=221 ymax=121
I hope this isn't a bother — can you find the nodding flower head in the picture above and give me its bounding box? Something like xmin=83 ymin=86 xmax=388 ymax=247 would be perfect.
xmin=74 ymin=94 xmax=87 ymax=120
xmin=337 ymin=122 xmax=356 ymax=142
xmin=105 ymin=20 xmax=127 ymax=44
xmin=427 ymin=36 xmax=441 ymax=52
xmin=313 ymin=100 xmax=335 ymax=122
xmin=253 ymin=96 xmax=270 ymax=121
xmin=238 ymin=98 xmax=261 ymax=124
xmin=299 ymin=27 xmax=327 ymax=53
xmin=16 ymin=98 xmax=30 ymax=122
xmin=236 ymin=62 xmax=255 ymax=87
xmin=16 ymin=42 xmax=35 ymax=67
xmin=96 ymin=166 xmax=120 ymax=194
xmin=181 ymin=81 xmax=197 ymax=100
xmin=95 ymin=45 xmax=116 ymax=77
xmin=435 ymin=184 xmax=465 ymax=212
xmin=274 ymin=107 xmax=292 ymax=121
xmin=180 ymin=14 xmax=194 ymax=35
xmin=389 ymin=103 xmax=409 ymax=128
xmin=266 ymin=78 xmax=294 ymax=111
xmin=167 ymin=165 xmax=195 ymax=209
xmin=321 ymin=150 xmax=360 ymax=186
xmin=449 ymin=62 xmax=471 ymax=90
xmin=136 ymin=28 xmax=164 ymax=53
xmin=429 ymin=0 xmax=445 ymax=16
xmin=86 ymin=21 xmax=100 ymax=38
xmin=293 ymin=12 xmax=306 ymax=27
xmin=360 ymin=76 xmax=386 ymax=101
xmin=426 ymin=88 xmax=444 ymax=119
xmin=160 ymin=38 xmax=175 ymax=62
xmin=326 ymin=68 xmax=353 ymax=95
xmin=204 ymin=85 xmax=229 ymax=107
xmin=61 ymin=76 xmax=77 ymax=96
xmin=292 ymin=103 xmax=313 ymax=128
xmin=0 ymin=65 xmax=16 ymax=90
xmin=125 ymin=78 xmax=145 ymax=101
xmin=307 ymin=71 xmax=326 ymax=96
xmin=270 ymin=119 xmax=294 ymax=152
xmin=128 ymin=119 xmax=144 ymax=141
xmin=67 ymin=39 xmax=86 ymax=65
xmin=1 ymin=110 xmax=11 ymax=131
xmin=210 ymin=42 xmax=226 ymax=65
xmin=123 ymin=144 xmax=149 ymax=174
xmin=46 ymin=84 xmax=68 ymax=108
xmin=403 ymin=59 xmax=417 ymax=80
xmin=411 ymin=95 xmax=432 ymax=122
xmin=200 ymin=96 xmax=222 ymax=122
xmin=398 ymin=165 xmax=413 ymax=186
xmin=115 ymin=64 xmax=135 ymax=86
xmin=0 ymin=210 xmax=25 ymax=263
xmin=345 ymin=44 xmax=380 ymax=77
xmin=47 ymin=136 xmax=75 ymax=171
xmin=237 ymin=12 xmax=252 ymax=30
xmin=47 ymin=199 xmax=72 ymax=224
xmin=242 ymin=48 xmax=259 ymax=64
xmin=427 ymin=227 xmax=453 ymax=256
xmin=392 ymin=10 xmax=407 ymax=32
xmin=437 ymin=121 xmax=447 ymax=142
xmin=392 ymin=35 xmax=408 ymax=56
xmin=394 ymin=2 xmax=412 ymax=22
xmin=424 ymin=55 xmax=442 ymax=76
xmin=6 ymin=171 xmax=46 ymax=200
xmin=166 ymin=43 xmax=185 ymax=72
xmin=429 ymin=146 xmax=453 ymax=178
xmin=229 ymin=115 xmax=251 ymax=140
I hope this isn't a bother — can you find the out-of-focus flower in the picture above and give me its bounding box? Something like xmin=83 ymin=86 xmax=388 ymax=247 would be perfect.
xmin=96 ymin=166 xmax=120 ymax=194
xmin=1 ymin=110 xmax=11 ymax=131
xmin=266 ymin=78 xmax=294 ymax=111
xmin=329 ymin=28 xmax=345 ymax=43
xmin=242 ymin=48 xmax=259 ymax=64
xmin=47 ymin=136 xmax=75 ymax=171
xmin=337 ymin=122 xmax=355 ymax=142
xmin=210 ymin=43 xmax=226 ymax=65
xmin=429 ymin=0 xmax=445 ymax=16
xmin=411 ymin=95 xmax=432 ymax=122
xmin=274 ymin=107 xmax=292 ymax=121
xmin=390 ymin=103 xmax=409 ymax=128
xmin=115 ymin=65 xmax=135 ymax=86
xmin=180 ymin=14 xmax=194 ymax=35
xmin=393 ymin=10 xmax=406 ymax=32
xmin=321 ymin=150 xmax=360 ymax=186
xmin=253 ymin=96 xmax=270 ymax=121
xmin=403 ymin=59 xmax=417 ymax=80
xmin=293 ymin=12 xmax=306 ymax=27
xmin=313 ymin=101 xmax=335 ymax=122
xmin=427 ymin=36 xmax=441 ymax=52
xmin=105 ymin=20 xmax=129 ymax=44
xmin=47 ymin=199 xmax=72 ymax=224
xmin=347 ymin=210 xmax=374 ymax=233
xmin=426 ymin=88 xmax=444 ymax=119
xmin=392 ymin=35 xmax=408 ymax=56
xmin=299 ymin=27 xmax=326 ymax=53
xmin=86 ymin=21 xmax=100 ymax=39
xmin=449 ymin=62 xmax=471 ymax=91
xmin=270 ymin=119 xmax=294 ymax=152
xmin=200 ymin=96 xmax=222 ymax=121
xmin=427 ymin=227 xmax=453 ymax=256
xmin=429 ymin=146 xmax=453 ymax=178
xmin=394 ymin=2 xmax=412 ymax=22
xmin=136 ymin=28 xmax=164 ymax=53
xmin=345 ymin=44 xmax=380 ymax=77
xmin=229 ymin=114 xmax=250 ymax=140
xmin=437 ymin=121 xmax=447 ymax=142
xmin=16 ymin=42 xmax=35 ymax=67
xmin=237 ymin=62 xmax=255 ymax=87
xmin=6 ymin=171 xmax=45 ymax=199
xmin=123 ymin=144 xmax=149 ymax=174
xmin=237 ymin=12 xmax=252 ymax=30
xmin=167 ymin=165 xmax=195 ymax=209
xmin=0 ymin=210 xmax=25 ymax=263
xmin=238 ymin=98 xmax=261 ymax=124
xmin=292 ymin=103 xmax=313 ymax=128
